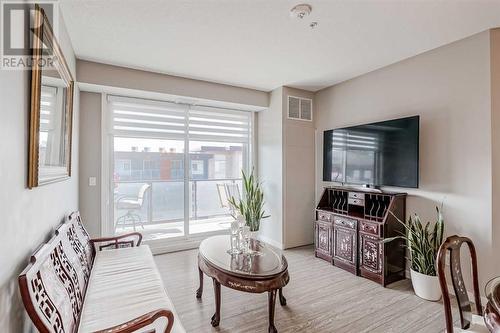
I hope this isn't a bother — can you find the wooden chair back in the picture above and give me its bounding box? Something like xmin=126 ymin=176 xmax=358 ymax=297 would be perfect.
xmin=437 ymin=235 xmax=482 ymax=332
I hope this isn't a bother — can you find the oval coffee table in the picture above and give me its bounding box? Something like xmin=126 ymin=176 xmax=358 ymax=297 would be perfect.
xmin=196 ymin=235 xmax=289 ymax=333
xmin=485 ymin=277 xmax=500 ymax=331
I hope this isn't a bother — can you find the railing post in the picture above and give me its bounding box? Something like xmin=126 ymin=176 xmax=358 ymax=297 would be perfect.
xmin=193 ymin=180 xmax=198 ymax=220
xmin=148 ymin=181 xmax=153 ymax=225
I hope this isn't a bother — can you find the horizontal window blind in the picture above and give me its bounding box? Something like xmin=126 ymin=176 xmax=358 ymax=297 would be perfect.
xmin=40 ymin=85 xmax=57 ymax=131
xmin=108 ymin=96 xmax=252 ymax=143
xmin=332 ymin=130 xmax=379 ymax=151
xmin=108 ymin=95 xmax=188 ymax=139
xmin=188 ymin=106 xmax=251 ymax=143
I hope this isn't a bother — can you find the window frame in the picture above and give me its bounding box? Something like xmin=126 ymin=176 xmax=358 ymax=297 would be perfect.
xmin=101 ymin=94 xmax=254 ymax=249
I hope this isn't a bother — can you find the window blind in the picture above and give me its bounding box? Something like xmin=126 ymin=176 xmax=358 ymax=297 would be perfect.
xmin=108 ymin=96 xmax=252 ymax=143
xmin=108 ymin=95 xmax=188 ymax=139
xmin=188 ymin=106 xmax=251 ymax=143
xmin=40 ymin=85 xmax=57 ymax=131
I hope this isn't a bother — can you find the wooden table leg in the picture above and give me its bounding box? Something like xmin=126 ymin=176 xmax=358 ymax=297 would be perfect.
xmin=279 ymin=288 xmax=286 ymax=306
xmin=196 ymin=267 xmax=203 ymax=299
xmin=211 ymin=278 xmax=221 ymax=327
xmin=268 ymin=289 xmax=277 ymax=333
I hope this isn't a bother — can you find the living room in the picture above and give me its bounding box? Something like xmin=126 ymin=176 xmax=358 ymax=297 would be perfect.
xmin=1 ymin=1 xmax=500 ymax=332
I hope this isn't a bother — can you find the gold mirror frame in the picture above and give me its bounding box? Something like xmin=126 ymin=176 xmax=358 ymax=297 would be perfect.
xmin=28 ymin=5 xmax=74 ymax=188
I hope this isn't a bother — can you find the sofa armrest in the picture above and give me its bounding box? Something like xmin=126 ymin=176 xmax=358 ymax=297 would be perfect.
xmin=93 ymin=309 xmax=174 ymax=333
xmin=90 ymin=232 xmax=143 ymax=251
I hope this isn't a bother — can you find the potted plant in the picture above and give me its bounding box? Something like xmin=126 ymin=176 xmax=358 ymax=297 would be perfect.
xmin=384 ymin=206 xmax=444 ymax=301
xmin=228 ymin=169 xmax=269 ymax=234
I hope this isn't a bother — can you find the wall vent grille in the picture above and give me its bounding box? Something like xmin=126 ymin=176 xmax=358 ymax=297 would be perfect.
xmin=288 ymin=96 xmax=312 ymax=121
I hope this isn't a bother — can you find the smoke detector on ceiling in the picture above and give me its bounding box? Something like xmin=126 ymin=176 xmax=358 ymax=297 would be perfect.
xmin=290 ymin=4 xmax=312 ymax=19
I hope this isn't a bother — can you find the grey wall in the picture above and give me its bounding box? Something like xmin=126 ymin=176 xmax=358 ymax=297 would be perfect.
xmin=79 ymin=92 xmax=102 ymax=237
xmin=78 ymin=60 xmax=271 ymax=237
xmin=315 ymin=31 xmax=496 ymax=289
xmin=491 ymin=28 xmax=500 ymax=280
xmin=256 ymin=86 xmax=316 ymax=249
xmin=282 ymin=87 xmax=315 ymax=248
xmin=77 ymin=60 xmax=269 ymax=108
xmin=0 ymin=13 xmax=79 ymax=333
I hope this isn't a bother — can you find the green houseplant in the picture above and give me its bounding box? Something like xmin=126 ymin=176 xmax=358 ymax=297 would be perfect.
xmin=228 ymin=169 xmax=269 ymax=232
xmin=384 ymin=205 xmax=444 ymax=301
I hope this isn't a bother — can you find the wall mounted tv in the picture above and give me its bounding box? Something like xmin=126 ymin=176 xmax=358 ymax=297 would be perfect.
xmin=323 ymin=115 xmax=419 ymax=188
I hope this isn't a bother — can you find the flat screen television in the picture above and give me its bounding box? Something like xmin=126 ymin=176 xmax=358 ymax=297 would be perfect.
xmin=323 ymin=115 xmax=419 ymax=188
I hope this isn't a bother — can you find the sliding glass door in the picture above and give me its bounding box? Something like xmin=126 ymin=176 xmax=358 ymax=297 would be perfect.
xmin=113 ymin=137 xmax=186 ymax=239
xmin=188 ymin=106 xmax=249 ymax=234
xmin=106 ymin=96 xmax=251 ymax=244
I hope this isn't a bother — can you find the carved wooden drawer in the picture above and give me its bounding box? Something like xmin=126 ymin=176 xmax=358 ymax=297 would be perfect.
xmin=360 ymin=220 xmax=379 ymax=236
xmin=314 ymin=220 xmax=332 ymax=261
xmin=348 ymin=198 xmax=364 ymax=206
xmin=317 ymin=211 xmax=333 ymax=222
xmin=348 ymin=192 xmax=364 ymax=199
xmin=333 ymin=225 xmax=357 ymax=265
xmin=333 ymin=216 xmax=356 ymax=229
xmin=359 ymin=233 xmax=382 ymax=275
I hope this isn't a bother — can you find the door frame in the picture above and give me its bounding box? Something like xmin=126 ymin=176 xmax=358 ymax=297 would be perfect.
xmin=99 ymin=93 xmax=254 ymax=253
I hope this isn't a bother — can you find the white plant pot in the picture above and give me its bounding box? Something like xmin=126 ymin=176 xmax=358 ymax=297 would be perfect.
xmin=410 ymin=268 xmax=442 ymax=301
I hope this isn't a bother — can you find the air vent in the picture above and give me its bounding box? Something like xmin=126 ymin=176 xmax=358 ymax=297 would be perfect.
xmin=300 ymin=98 xmax=312 ymax=120
xmin=288 ymin=96 xmax=300 ymax=119
xmin=288 ymin=96 xmax=313 ymax=121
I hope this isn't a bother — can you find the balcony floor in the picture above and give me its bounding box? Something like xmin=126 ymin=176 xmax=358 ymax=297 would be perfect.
xmin=115 ymin=216 xmax=233 ymax=241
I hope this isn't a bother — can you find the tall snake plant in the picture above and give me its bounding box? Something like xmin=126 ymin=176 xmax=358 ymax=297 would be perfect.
xmin=384 ymin=205 xmax=444 ymax=276
xmin=228 ymin=169 xmax=269 ymax=232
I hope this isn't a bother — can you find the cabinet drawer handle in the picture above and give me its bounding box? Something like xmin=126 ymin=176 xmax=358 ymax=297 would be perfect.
xmin=320 ymin=213 xmax=330 ymax=221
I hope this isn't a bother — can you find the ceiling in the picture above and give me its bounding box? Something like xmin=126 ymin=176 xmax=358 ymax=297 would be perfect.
xmin=60 ymin=0 xmax=500 ymax=92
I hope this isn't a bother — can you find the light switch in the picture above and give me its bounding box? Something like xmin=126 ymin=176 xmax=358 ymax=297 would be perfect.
xmin=89 ymin=177 xmax=97 ymax=186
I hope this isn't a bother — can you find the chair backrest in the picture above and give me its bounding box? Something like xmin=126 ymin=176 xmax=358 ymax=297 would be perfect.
xmin=216 ymin=183 xmax=228 ymax=208
xmin=437 ymin=235 xmax=483 ymax=332
xmin=137 ymin=183 xmax=151 ymax=206
xmin=18 ymin=211 xmax=94 ymax=333
xmin=216 ymin=183 xmax=240 ymax=210
xmin=225 ymin=183 xmax=241 ymax=202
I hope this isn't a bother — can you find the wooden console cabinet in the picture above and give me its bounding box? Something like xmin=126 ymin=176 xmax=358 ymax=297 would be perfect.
xmin=315 ymin=187 xmax=406 ymax=286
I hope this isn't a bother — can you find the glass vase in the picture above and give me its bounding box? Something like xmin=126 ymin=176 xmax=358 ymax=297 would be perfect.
xmin=227 ymin=219 xmax=240 ymax=255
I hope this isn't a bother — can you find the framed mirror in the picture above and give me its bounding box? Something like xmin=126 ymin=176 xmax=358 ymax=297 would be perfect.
xmin=28 ymin=5 xmax=74 ymax=188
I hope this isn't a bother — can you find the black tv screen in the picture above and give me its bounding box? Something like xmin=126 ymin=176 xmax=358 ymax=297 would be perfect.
xmin=323 ymin=116 xmax=419 ymax=188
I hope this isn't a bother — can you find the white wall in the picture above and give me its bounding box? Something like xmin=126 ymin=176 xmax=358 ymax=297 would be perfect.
xmin=0 ymin=12 xmax=79 ymax=333
xmin=257 ymin=87 xmax=284 ymax=248
xmin=282 ymin=87 xmax=315 ymax=248
xmin=315 ymin=31 xmax=495 ymax=289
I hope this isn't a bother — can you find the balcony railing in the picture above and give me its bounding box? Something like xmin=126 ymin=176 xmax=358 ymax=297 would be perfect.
xmin=113 ymin=178 xmax=241 ymax=228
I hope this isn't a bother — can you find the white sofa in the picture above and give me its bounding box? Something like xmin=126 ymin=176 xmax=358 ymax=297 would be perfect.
xmin=18 ymin=211 xmax=185 ymax=333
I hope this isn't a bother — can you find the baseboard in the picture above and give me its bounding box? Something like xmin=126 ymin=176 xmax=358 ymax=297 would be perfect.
xmin=257 ymin=235 xmax=284 ymax=249
xmin=148 ymin=233 xmax=285 ymax=255
xmin=148 ymin=238 xmax=202 ymax=255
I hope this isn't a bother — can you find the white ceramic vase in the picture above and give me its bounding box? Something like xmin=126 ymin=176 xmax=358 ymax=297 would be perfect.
xmin=410 ymin=268 xmax=442 ymax=301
